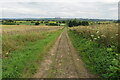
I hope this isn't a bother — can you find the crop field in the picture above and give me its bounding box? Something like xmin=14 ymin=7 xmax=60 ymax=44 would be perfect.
xmin=68 ymin=23 xmax=120 ymax=78
xmin=2 ymin=25 xmax=63 ymax=78
xmin=1 ymin=20 xmax=66 ymax=26
xmin=2 ymin=25 xmax=62 ymax=33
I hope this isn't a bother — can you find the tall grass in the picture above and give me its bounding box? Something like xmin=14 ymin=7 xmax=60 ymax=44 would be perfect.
xmin=69 ymin=23 xmax=120 ymax=78
xmin=70 ymin=23 xmax=118 ymax=48
xmin=3 ymin=31 xmax=47 ymax=56
xmin=2 ymin=25 xmax=63 ymax=78
xmin=2 ymin=25 xmax=63 ymax=56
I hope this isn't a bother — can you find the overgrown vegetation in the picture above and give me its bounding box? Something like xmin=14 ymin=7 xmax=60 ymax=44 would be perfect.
xmin=2 ymin=25 xmax=63 ymax=78
xmin=68 ymin=23 xmax=120 ymax=78
xmin=70 ymin=23 xmax=118 ymax=48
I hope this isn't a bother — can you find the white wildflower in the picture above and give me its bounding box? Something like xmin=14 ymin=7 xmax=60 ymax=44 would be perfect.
xmin=111 ymin=37 xmax=114 ymax=39
xmin=59 ymin=63 xmax=61 ymax=66
xmin=91 ymin=35 xmax=94 ymax=37
xmin=115 ymin=34 xmax=118 ymax=36
xmin=96 ymin=31 xmax=99 ymax=34
xmin=97 ymin=36 xmax=100 ymax=39
xmin=101 ymin=35 xmax=106 ymax=37
xmin=6 ymin=52 xmax=9 ymax=55
xmin=94 ymin=38 xmax=97 ymax=40
xmin=113 ymin=59 xmax=116 ymax=60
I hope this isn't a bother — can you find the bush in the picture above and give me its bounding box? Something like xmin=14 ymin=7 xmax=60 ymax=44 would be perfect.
xmin=35 ymin=22 xmax=40 ymax=25
xmin=46 ymin=23 xmax=59 ymax=26
xmin=2 ymin=22 xmax=16 ymax=25
xmin=62 ymin=21 xmax=66 ymax=23
xmin=31 ymin=21 xmax=35 ymax=23
xmin=81 ymin=21 xmax=89 ymax=26
xmin=44 ymin=21 xmax=49 ymax=23
xmin=2 ymin=20 xmax=16 ymax=25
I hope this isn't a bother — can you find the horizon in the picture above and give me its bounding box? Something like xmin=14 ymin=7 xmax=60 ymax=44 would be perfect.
xmin=0 ymin=17 xmax=118 ymax=20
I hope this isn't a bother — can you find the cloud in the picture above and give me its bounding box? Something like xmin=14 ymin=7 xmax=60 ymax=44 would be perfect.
xmin=0 ymin=1 xmax=118 ymax=19
xmin=0 ymin=0 xmax=119 ymax=2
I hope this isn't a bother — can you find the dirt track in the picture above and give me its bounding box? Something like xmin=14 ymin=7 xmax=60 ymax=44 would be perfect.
xmin=33 ymin=28 xmax=96 ymax=78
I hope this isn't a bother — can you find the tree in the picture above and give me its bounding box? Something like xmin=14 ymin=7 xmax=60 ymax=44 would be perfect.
xmin=67 ymin=19 xmax=79 ymax=27
xmin=72 ymin=19 xmax=79 ymax=26
xmin=62 ymin=21 xmax=66 ymax=23
xmin=67 ymin=21 xmax=73 ymax=27
xmin=67 ymin=19 xmax=89 ymax=27
xmin=81 ymin=21 xmax=89 ymax=26
xmin=35 ymin=22 xmax=40 ymax=25
xmin=78 ymin=21 xmax=82 ymax=25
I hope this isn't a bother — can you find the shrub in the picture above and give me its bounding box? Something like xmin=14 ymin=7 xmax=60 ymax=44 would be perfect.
xmin=81 ymin=21 xmax=89 ymax=26
xmin=2 ymin=20 xmax=16 ymax=25
xmin=44 ymin=21 xmax=49 ymax=23
xmin=47 ymin=23 xmax=59 ymax=26
xmin=35 ymin=22 xmax=40 ymax=25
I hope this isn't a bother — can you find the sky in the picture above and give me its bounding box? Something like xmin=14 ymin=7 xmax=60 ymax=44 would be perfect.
xmin=0 ymin=0 xmax=119 ymax=19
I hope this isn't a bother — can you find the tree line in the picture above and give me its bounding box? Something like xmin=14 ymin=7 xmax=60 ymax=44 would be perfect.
xmin=67 ymin=19 xmax=89 ymax=27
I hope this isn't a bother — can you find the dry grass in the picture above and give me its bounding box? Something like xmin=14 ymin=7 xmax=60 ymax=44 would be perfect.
xmin=2 ymin=25 xmax=63 ymax=78
xmin=69 ymin=23 xmax=118 ymax=47
xmin=69 ymin=23 xmax=120 ymax=78
xmin=2 ymin=25 xmax=62 ymax=34
xmin=2 ymin=25 xmax=63 ymax=56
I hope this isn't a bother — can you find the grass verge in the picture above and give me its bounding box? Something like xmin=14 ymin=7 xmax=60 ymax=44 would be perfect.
xmin=68 ymin=30 xmax=120 ymax=78
xmin=2 ymin=29 xmax=63 ymax=78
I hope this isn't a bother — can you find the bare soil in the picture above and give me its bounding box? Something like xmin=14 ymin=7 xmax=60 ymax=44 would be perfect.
xmin=33 ymin=28 xmax=96 ymax=78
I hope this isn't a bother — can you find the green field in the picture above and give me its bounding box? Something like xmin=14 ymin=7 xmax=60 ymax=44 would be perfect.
xmin=2 ymin=25 xmax=63 ymax=78
xmin=1 ymin=20 xmax=66 ymax=26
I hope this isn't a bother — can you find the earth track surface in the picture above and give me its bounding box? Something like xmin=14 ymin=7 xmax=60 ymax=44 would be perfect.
xmin=33 ymin=28 xmax=96 ymax=78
